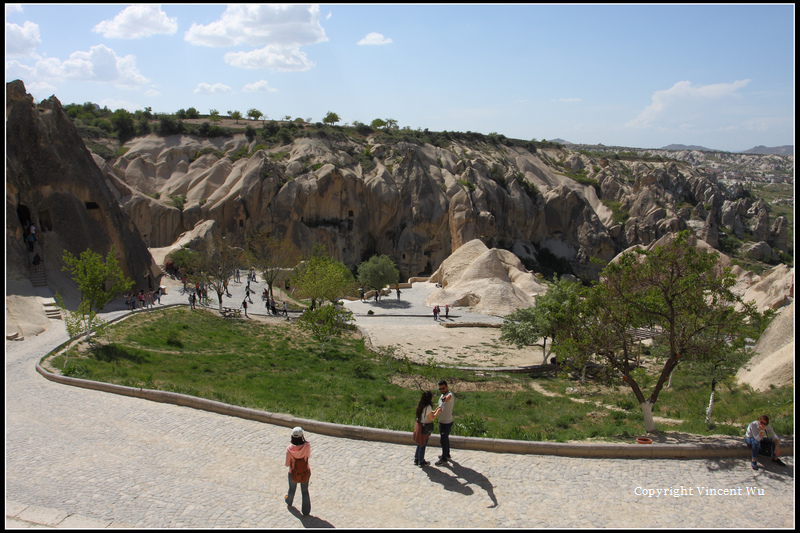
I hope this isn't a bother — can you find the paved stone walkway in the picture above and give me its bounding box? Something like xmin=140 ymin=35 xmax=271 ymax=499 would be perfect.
xmin=5 ymin=276 xmax=795 ymax=528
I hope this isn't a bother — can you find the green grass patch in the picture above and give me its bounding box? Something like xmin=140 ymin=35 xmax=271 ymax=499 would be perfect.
xmin=47 ymin=308 xmax=793 ymax=442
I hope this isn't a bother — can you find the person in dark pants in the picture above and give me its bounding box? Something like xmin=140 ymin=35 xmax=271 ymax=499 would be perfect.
xmin=435 ymin=380 xmax=455 ymax=465
xmin=414 ymin=391 xmax=441 ymax=467
xmin=285 ymin=427 xmax=311 ymax=516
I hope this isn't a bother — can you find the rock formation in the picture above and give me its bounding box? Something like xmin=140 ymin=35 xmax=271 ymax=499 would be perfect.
xmin=735 ymin=301 xmax=794 ymax=391
xmin=6 ymin=80 xmax=159 ymax=292
xmin=426 ymin=239 xmax=548 ymax=317
xmin=7 ymin=79 xmax=793 ymax=306
xmin=95 ymin=118 xmax=791 ymax=285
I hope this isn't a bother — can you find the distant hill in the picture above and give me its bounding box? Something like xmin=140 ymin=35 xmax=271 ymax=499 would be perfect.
xmin=742 ymin=145 xmax=794 ymax=156
xmin=660 ymin=144 xmax=719 ymax=152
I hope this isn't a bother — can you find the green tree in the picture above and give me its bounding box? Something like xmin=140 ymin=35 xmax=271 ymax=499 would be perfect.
xmin=110 ymin=108 xmax=135 ymax=142
xmin=247 ymin=230 xmax=301 ymax=301
xmin=135 ymin=116 xmax=151 ymax=135
xmin=322 ymin=111 xmax=340 ymax=126
xmin=209 ymin=109 xmax=220 ymax=122
xmin=357 ymin=254 xmax=399 ymax=301
xmin=194 ymin=232 xmax=244 ymax=311
xmin=56 ymin=245 xmax=134 ymax=350
xmin=553 ymin=231 xmax=765 ymax=433
xmin=247 ymin=108 xmax=264 ymax=123
xmin=228 ymin=110 xmax=242 ymax=124
xmin=186 ymin=107 xmax=200 ymax=119
xmin=292 ymin=246 xmax=355 ymax=305
xmin=297 ymin=303 xmax=354 ymax=354
xmin=370 ymin=118 xmax=387 ymax=129
xmin=501 ymin=277 xmax=583 ymax=364
xmin=167 ymin=246 xmax=201 ymax=282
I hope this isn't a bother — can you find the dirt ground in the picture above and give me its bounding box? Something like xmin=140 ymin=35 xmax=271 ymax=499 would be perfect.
xmin=358 ymin=322 xmax=546 ymax=368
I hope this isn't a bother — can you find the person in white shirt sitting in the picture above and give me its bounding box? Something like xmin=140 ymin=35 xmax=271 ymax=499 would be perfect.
xmin=745 ymin=415 xmax=784 ymax=470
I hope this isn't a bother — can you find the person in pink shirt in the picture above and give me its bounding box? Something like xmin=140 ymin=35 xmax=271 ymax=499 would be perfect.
xmin=284 ymin=427 xmax=311 ymax=515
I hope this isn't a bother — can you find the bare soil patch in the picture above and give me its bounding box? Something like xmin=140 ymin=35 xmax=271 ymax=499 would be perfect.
xmin=388 ymin=374 xmax=529 ymax=393
xmin=363 ymin=323 xmax=545 ymax=368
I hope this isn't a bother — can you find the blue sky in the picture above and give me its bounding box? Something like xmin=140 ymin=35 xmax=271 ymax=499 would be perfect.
xmin=6 ymin=4 xmax=794 ymax=152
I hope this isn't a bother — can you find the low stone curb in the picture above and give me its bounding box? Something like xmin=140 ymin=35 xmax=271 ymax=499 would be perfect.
xmin=34 ymin=362 xmax=793 ymax=460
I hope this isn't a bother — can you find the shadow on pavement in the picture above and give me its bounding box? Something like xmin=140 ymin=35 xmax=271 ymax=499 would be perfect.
xmin=363 ymin=299 xmax=413 ymax=310
xmin=703 ymin=457 xmax=794 ymax=482
xmin=422 ymin=460 xmax=498 ymax=508
xmin=288 ymin=506 xmax=334 ymax=528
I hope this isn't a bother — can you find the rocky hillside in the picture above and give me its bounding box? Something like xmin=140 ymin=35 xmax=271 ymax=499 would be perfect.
xmin=6 ymin=80 xmax=159 ymax=291
xmin=7 ymin=80 xmax=793 ymax=286
xmin=567 ymin=144 xmax=793 ymax=182
xmin=99 ymin=130 xmax=791 ymax=282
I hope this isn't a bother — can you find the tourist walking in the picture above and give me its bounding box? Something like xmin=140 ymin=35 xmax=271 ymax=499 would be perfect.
xmin=435 ymin=380 xmax=455 ymax=465
xmin=242 ymin=299 xmax=248 ymax=318
xmin=284 ymin=427 xmax=311 ymax=516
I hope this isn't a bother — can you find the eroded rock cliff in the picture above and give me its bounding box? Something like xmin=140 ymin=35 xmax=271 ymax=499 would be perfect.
xmin=8 ymin=80 xmax=791 ymax=290
xmin=6 ymin=80 xmax=159 ymax=291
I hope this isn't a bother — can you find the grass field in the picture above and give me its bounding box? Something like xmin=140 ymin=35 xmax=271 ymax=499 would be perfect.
xmin=48 ymin=307 xmax=793 ymax=442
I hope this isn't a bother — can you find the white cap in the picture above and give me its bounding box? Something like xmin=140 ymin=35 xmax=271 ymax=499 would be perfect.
xmin=291 ymin=426 xmax=304 ymax=438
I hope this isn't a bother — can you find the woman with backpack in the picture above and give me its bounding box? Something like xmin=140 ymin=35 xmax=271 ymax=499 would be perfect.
xmin=284 ymin=426 xmax=311 ymax=516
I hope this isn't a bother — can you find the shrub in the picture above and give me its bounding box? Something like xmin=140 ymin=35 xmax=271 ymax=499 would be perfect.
xmin=517 ymin=177 xmax=540 ymax=201
xmin=454 ymin=414 xmax=488 ymax=437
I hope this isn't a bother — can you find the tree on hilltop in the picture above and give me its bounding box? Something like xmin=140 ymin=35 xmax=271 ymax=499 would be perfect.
xmin=247 ymin=108 xmax=264 ymax=123
xmin=322 ymin=111 xmax=340 ymax=126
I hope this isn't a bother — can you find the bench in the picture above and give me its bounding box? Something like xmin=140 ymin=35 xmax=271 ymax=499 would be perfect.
xmin=221 ymin=307 xmax=242 ymax=318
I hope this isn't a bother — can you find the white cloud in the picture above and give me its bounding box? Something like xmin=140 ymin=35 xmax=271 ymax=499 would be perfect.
xmin=194 ymin=82 xmax=233 ymax=95
xmin=626 ymin=79 xmax=751 ymax=129
xmin=552 ymin=97 xmax=582 ymax=103
xmin=5 ymin=20 xmax=41 ymax=57
xmin=225 ymin=45 xmax=313 ymax=71
xmin=6 ymin=4 xmax=23 ymax=16
xmin=357 ymin=32 xmax=392 ymax=46
xmin=185 ymin=5 xmax=326 ymax=72
xmin=185 ymin=4 xmax=327 ymax=48
xmin=242 ymin=80 xmax=278 ymax=93
xmin=93 ymin=5 xmax=177 ymax=39
xmin=6 ymin=44 xmax=150 ymax=89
